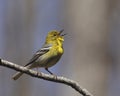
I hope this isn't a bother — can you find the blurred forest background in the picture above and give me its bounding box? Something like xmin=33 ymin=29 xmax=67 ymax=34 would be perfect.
xmin=0 ymin=0 xmax=120 ymax=96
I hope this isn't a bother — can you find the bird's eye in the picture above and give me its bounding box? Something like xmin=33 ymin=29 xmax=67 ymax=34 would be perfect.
xmin=53 ymin=34 xmax=57 ymax=36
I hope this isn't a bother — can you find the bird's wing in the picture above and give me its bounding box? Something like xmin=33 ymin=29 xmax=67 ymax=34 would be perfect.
xmin=25 ymin=44 xmax=52 ymax=66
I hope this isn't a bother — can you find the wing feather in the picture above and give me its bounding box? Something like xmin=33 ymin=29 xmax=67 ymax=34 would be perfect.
xmin=25 ymin=44 xmax=52 ymax=66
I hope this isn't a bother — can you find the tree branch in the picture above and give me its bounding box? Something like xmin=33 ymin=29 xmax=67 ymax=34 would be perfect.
xmin=0 ymin=58 xmax=93 ymax=96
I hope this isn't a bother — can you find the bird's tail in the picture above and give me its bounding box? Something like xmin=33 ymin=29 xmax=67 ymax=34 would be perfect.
xmin=12 ymin=72 xmax=23 ymax=80
xmin=12 ymin=64 xmax=33 ymax=80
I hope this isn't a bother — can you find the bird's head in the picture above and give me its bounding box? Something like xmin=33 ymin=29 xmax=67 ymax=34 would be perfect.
xmin=46 ymin=29 xmax=66 ymax=44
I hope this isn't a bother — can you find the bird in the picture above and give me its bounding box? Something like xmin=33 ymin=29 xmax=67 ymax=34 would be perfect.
xmin=12 ymin=29 xmax=66 ymax=80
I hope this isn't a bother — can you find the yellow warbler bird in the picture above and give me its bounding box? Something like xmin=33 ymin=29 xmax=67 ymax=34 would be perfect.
xmin=12 ymin=29 xmax=66 ymax=80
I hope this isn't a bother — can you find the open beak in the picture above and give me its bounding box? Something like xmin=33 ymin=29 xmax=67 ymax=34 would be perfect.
xmin=59 ymin=29 xmax=67 ymax=36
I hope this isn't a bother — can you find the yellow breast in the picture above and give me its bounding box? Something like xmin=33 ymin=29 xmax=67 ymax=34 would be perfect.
xmin=58 ymin=46 xmax=64 ymax=54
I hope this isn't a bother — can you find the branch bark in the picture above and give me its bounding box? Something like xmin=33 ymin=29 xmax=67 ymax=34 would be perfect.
xmin=0 ymin=58 xmax=93 ymax=96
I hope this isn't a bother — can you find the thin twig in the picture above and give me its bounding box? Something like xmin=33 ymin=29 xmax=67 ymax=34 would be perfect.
xmin=0 ymin=58 xmax=93 ymax=96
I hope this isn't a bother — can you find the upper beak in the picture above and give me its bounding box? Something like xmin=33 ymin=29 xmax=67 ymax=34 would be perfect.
xmin=59 ymin=29 xmax=64 ymax=35
xmin=59 ymin=29 xmax=67 ymax=36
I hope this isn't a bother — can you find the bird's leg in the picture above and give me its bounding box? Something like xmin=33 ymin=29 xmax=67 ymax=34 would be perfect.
xmin=45 ymin=68 xmax=53 ymax=75
xmin=45 ymin=68 xmax=57 ymax=79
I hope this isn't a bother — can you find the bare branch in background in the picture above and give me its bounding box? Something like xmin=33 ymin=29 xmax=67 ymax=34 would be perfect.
xmin=0 ymin=58 xmax=93 ymax=96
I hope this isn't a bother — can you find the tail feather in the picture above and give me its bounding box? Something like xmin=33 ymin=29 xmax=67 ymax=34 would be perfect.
xmin=12 ymin=64 xmax=32 ymax=80
xmin=12 ymin=72 xmax=23 ymax=80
